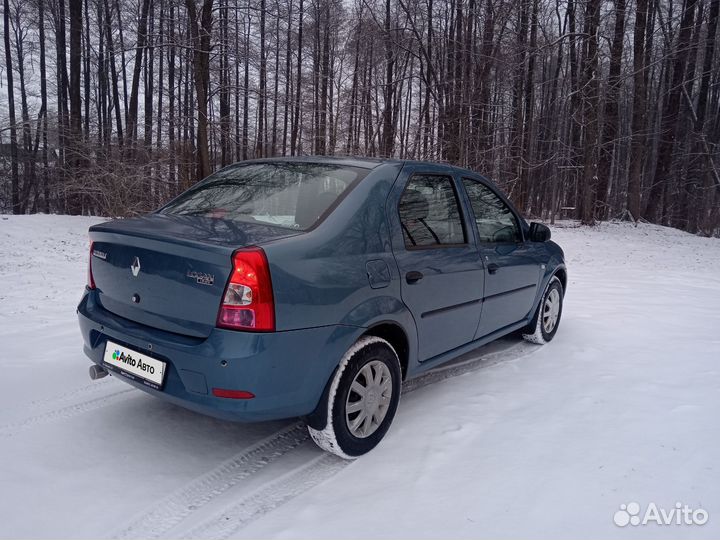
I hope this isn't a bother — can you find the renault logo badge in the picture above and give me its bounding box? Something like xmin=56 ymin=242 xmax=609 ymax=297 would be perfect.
xmin=131 ymin=256 xmax=141 ymax=277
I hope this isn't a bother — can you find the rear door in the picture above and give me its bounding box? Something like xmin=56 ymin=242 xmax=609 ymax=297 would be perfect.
xmin=388 ymin=165 xmax=484 ymax=361
xmin=459 ymin=177 xmax=542 ymax=338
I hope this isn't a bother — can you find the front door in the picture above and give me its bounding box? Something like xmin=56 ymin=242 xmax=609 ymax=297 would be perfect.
xmin=460 ymin=177 xmax=542 ymax=338
xmin=389 ymin=169 xmax=485 ymax=361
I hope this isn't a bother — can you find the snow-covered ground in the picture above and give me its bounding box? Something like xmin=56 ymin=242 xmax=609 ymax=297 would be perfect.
xmin=0 ymin=215 xmax=719 ymax=539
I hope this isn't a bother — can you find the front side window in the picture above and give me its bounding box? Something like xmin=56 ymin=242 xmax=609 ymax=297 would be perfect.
xmin=462 ymin=179 xmax=521 ymax=243
xmin=161 ymin=163 xmax=367 ymax=230
xmin=399 ymin=175 xmax=466 ymax=248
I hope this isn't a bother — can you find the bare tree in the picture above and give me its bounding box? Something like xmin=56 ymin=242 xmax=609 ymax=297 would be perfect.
xmin=3 ymin=0 xmax=19 ymax=213
xmin=186 ymin=0 xmax=213 ymax=179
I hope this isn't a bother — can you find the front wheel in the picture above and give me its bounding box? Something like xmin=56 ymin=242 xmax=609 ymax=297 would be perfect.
xmin=523 ymin=276 xmax=564 ymax=344
xmin=307 ymin=336 xmax=401 ymax=459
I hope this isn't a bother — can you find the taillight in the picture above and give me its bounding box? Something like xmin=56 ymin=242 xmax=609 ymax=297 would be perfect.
xmin=217 ymin=247 xmax=275 ymax=332
xmin=87 ymin=241 xmax=96 ymax=289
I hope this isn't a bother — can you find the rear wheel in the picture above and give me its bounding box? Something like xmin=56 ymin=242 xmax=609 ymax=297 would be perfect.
xmin=307 ymin=336 xmax=401 ymax=459
xmin=523 ymin=276 xmax=563 ymax=344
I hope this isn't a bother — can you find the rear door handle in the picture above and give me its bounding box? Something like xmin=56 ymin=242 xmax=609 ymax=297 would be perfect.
xmin=487 ymin=263 xmax=499 ymax=275
xmin=405 ymin=271 xmax=424 ymax=284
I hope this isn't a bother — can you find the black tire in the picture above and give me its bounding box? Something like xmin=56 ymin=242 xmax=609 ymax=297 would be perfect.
xmin=307 ymin=336 xmax=402 ymax=459
xmin=522 ymin=276 xmax=564 ymax=344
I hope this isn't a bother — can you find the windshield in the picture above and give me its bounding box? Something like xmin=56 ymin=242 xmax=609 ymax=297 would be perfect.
xmin=160 ymin=162 xmax=367 ymax=230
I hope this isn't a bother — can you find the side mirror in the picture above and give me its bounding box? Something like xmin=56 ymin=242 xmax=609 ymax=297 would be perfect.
xmin=529 ymin=222 xmax=551 ymax=242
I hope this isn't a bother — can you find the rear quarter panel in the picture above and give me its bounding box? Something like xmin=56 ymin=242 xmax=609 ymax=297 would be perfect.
xmin=260 ymin=161 xmax=419 ymax=380
xmin=262 ymin=162 xmax=413 ymax=329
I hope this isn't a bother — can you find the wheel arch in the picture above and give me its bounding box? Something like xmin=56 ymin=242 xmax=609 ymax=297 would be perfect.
xmin=361 ymin=321 xmax=410 ymax=380
xmin=551 ymin=264 xmax=567 ymax=295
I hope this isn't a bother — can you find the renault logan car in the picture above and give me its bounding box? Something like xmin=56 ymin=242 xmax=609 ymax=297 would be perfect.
xmin=78 ymin=157 xmax=566 ymax=458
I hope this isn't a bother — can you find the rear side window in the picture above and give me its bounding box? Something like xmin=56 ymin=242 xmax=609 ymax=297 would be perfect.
xmin=399 ymin=174 xmax=466 ymax=248
xmin=160 ymin=163 xmax=367 ymax=230
xmin=462 ymin=178 xmax=521 ymax=243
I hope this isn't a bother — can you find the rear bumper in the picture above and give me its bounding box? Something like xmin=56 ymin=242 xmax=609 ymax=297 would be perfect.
xmin=77 ymin=290 xmax=359 ymax=422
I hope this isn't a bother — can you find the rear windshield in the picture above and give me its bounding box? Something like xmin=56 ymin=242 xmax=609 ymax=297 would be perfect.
xmin=160 ymin=162 xmax=367 ymax=230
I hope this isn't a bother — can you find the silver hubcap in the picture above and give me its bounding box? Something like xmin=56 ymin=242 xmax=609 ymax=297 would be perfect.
xmin=346 ymin=360 xmax=393 ymax=439
xmin=543 ymin=288 xmax=561 ymax=334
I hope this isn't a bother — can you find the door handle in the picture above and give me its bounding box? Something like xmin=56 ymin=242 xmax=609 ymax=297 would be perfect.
xmin=405 ymin=271 xmax=424 ymax=284
xmin=487 ymin=263 xmax=499 ymax=275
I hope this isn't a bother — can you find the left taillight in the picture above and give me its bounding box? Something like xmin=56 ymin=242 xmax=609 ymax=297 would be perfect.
xmin=87 ymin=240 xmax=96 ymax=289
xmin=217 ymin=247 xmax=275 ymax=332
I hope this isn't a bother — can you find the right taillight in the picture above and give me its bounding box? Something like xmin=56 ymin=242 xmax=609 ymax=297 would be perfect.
xmin=87 ymin=240 xmax=96 ymax=290
xmin=217 ymin=247 xmax=275 ymax=332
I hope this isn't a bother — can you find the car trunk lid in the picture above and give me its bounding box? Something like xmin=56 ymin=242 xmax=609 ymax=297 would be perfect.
xmin=88 ymin=214 xmax=299 ymax=337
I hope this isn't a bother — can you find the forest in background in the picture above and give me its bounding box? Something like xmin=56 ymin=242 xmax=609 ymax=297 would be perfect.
xmin=1 ymin=0 xmax=719 ymax=234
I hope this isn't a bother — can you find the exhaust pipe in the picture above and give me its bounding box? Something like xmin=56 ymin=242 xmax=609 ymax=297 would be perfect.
xmin=89 ymin=364 xmax=109 ymax=381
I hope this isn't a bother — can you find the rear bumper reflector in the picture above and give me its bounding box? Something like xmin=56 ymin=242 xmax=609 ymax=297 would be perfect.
xmin=212 ymin=388 xmax=255 ymax=399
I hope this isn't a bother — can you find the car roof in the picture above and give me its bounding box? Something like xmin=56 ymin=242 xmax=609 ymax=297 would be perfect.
xmin=235 ymin=156 xmax=487 ymax=178
xmin=236 ymin=156 xmax=402 ymax=170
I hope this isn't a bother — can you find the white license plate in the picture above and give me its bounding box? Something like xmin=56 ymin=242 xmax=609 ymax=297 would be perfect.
xmin=103 ymin=340 xmax=166 ymax=389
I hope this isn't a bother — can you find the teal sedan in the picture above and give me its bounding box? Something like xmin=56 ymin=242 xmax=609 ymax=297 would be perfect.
xmin=78 ymin=157 xmax=566 ymax=458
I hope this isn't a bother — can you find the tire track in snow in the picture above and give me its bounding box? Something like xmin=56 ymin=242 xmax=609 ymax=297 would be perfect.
xmin=182 ymin=454 xmax=347 ymax=540
xmin=112 ymin=422 xmax=310 ymax=540
xmin=0 ymin=388 xmax=135 ymax=437
xmin=170 ymin=340 xmax=540 ymax=539
xmin=3 ymin=377 xmax=119 ymax=415
xmin=402 ymin=340 xmax=537 ymax=394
